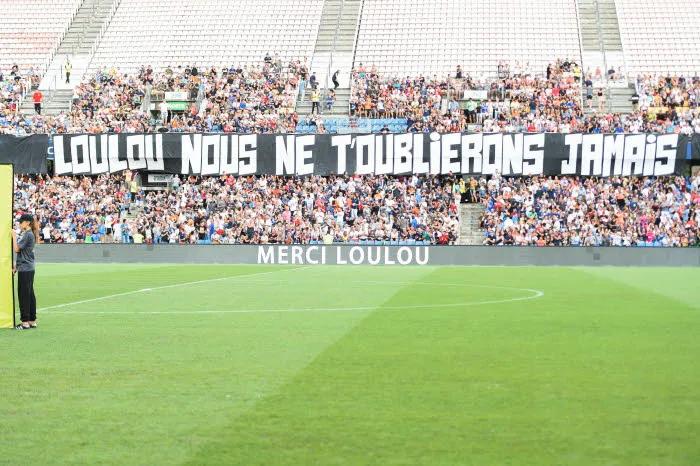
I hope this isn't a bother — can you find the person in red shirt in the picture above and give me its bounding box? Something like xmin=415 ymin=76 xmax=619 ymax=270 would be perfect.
xmin=33 ymin=90 xmax=43 ymax=115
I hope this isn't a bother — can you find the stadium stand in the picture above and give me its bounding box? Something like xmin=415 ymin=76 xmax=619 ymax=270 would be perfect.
xmin=633 ymin=75 xmax=700 ymax=133
xmin=0 ymin=0 xmax=81 ymax=75
xmin=1 ymin=73 xmax=34 ymax=120
xmin=5 ymin=61 xmax=700 ymax=135
xmin=354 ymin=0 xmax=582 ymax=77
xmin=13 ymin=171 xmax=699 ymax=247
xmin=14 ymin=174 xmax=460 ymax=245
xmin=302 ymin=60 xmax=586 ymax=134
xmin=88 ymin=0 xmax=324 ymax=74
xmin=478 ymin=174 xmax=700 ymax=247
xmin=615 ymin=0 xmax=700 ymax=76
xmin=4 ymin=0 xmax=700 ymax=250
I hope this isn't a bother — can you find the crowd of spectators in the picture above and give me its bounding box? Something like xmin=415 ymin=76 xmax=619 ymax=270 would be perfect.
xmin=13 ymin=173 xmax=460 ymax=245
xmin=478 ymin=59 xmax=584 ymax=133
xmin=348 ymin=59 xmax=585 ymax=133
xmin=191 ymin=59 xmax=302 ymax=134
xmin=478 ymin=173 xmax=700 ymax=247
xmin=15 ymin=169 xmax=699 ymax=248
xmin=2 ymin=58 xmax=307 ymax=135
xmin=1 ymin=67 xmax=34 ymax=132
xmin=68 ymin=67 xmax=149 ymax=133
xmin=13 ymin=159 xmax=700 ymax=250
xmin=4 ymin=58 xmax=700 ymax=136
xmin=628 ymin=74 xmax=700 ymax=134
xmin=346 ymin=58 xmax=700 ymax=136
xmin=349 ymin=63 xmax=453 ymax=132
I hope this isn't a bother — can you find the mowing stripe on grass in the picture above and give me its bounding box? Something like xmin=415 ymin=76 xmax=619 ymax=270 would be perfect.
xmin=38 ymin=266 xmax=310 ymax=312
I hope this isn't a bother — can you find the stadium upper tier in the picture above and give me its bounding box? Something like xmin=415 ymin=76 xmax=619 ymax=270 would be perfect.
xmin=5 ymin=61 xmax=700 ymax=136
xmin=0 ymin=0 xmax=81 ymax=73
xmin=4 ymin=0 xmax=700 ymax=83
xmin=355 ymin=0 xmax=582 ymax=77
xmin=88 ymin=0 xmax=324 ymax=74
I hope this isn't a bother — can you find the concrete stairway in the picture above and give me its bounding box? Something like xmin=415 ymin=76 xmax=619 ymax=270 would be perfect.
xmin=595 ymin=0 xmax=625 ymax=78
xmin=120 ymin=174 xmax=143 ymax=221
xmin=29 ymin=0 xmax=118 ymax=115
xmin=297 ymin=86 xmax=351 ymax=118
xmin=297 ymin=0 xmax=361 ymax=118
xmin=578 ymin=0 xmax=602 ymax=56
xmin=596 ymin=0 xmax=623 ymax=53
xmin=578 ymin=0 xmax=630 ymax=114
xmin=607 ymin=85 xmax=634 ymax=114
xmin=20 ymin=89 xmax=75 ymax=116
xmin=458 ymin=203 xmax=485 ymax=246
xmin=578 ymin=0 xmax=624 ymax=74
xmin=584 ymin=83 xmax=634 ymax=116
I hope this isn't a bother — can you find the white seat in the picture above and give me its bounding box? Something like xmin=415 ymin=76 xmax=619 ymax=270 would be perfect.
xmin=0 ymin=0 xmax=81 ymax=75
xmin=615 ymin=0 xmax=700 ymax=75
xmin=87 ymin=0 xmax=324 ymax=74
xmin=354 ymin=0 xmax=582 ymax=77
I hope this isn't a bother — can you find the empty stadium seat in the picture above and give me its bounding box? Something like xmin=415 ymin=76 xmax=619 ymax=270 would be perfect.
xmin=354 ymin=0 xmax=582 ymax=77
xmin=88 ymin=0 xmax=324 ymax=74
xmin=0 ymin=0 xmax=81 ymax=74
xmin=615 ymin=0 xmax=700 ymax=75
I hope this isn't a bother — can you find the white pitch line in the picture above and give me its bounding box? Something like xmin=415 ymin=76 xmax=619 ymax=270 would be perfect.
xmin=203 ymin=278 xmax=541 ymax=293
xmin=38 ymin=266 xmax=310 ymax=312
xmin=43 ymin=282 xmax=545 ymax=315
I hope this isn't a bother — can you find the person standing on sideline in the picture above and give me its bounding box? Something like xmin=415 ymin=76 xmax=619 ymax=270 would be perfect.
xmin=12 ymin=214 xmax=38 ymax=330
xmin=33 ymin=89 xmax=43 ymax=115
xmin=64 ymin=58 xmax=72 ymax=84
xmin=332 ymin=70 xmax=340 ymax=89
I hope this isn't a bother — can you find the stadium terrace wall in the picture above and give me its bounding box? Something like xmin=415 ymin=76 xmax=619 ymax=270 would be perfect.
xmin=36 ymin=245 xmax=700 ymax=267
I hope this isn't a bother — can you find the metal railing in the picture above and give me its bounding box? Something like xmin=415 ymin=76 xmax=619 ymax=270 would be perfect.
xmin=195 ymin=85 xmax=205 ymax=112
xmin=322 ymin=0 xmax=346 ymax=115
xmin=45 ymin=74 xmax=58 ymax=102
xmin=141 ymin=85 xmax=152 ymax=113
xmin=309 ymin=0 xmax=345 ymax=112
xmin=328 ymin=0 xmax=345 ymax=77
xmin=350 ymin=0 xmax=365 ymax=76
xmin=42 ymin=0 xmax=83 ymax=78
xmin=593 ymin=0 xmax=612 ymax=111
xmin=573 ymin=0 xmax=586 ymax=113
xmin=12 ymin=77 xmax=32 ymax=116
xmin=85 ymin=0 xmax=121 ymax=79
xmin=348 ymin=0 xmax=365 ymax=114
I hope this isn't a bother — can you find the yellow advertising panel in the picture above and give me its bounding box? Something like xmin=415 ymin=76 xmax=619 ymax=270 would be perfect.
xmin=0 ymin=165 xmax=14 ymax=328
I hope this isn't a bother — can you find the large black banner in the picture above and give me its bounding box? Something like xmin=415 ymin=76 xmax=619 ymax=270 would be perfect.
xmin=53 ymin=133 xmax=689 ymax=177
xmin=692 ymin=135 xmax=700 ymax=161
xmin=0 ymin=135 xmax=48 ymax=174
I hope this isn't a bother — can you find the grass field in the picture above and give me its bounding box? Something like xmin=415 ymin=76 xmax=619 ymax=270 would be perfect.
xmin=2 ymin=264 xmax=699 ymax=465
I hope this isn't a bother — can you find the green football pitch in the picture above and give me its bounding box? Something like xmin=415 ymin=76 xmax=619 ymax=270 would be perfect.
xmin=2 ymin=264 xmax=699 ymax=465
